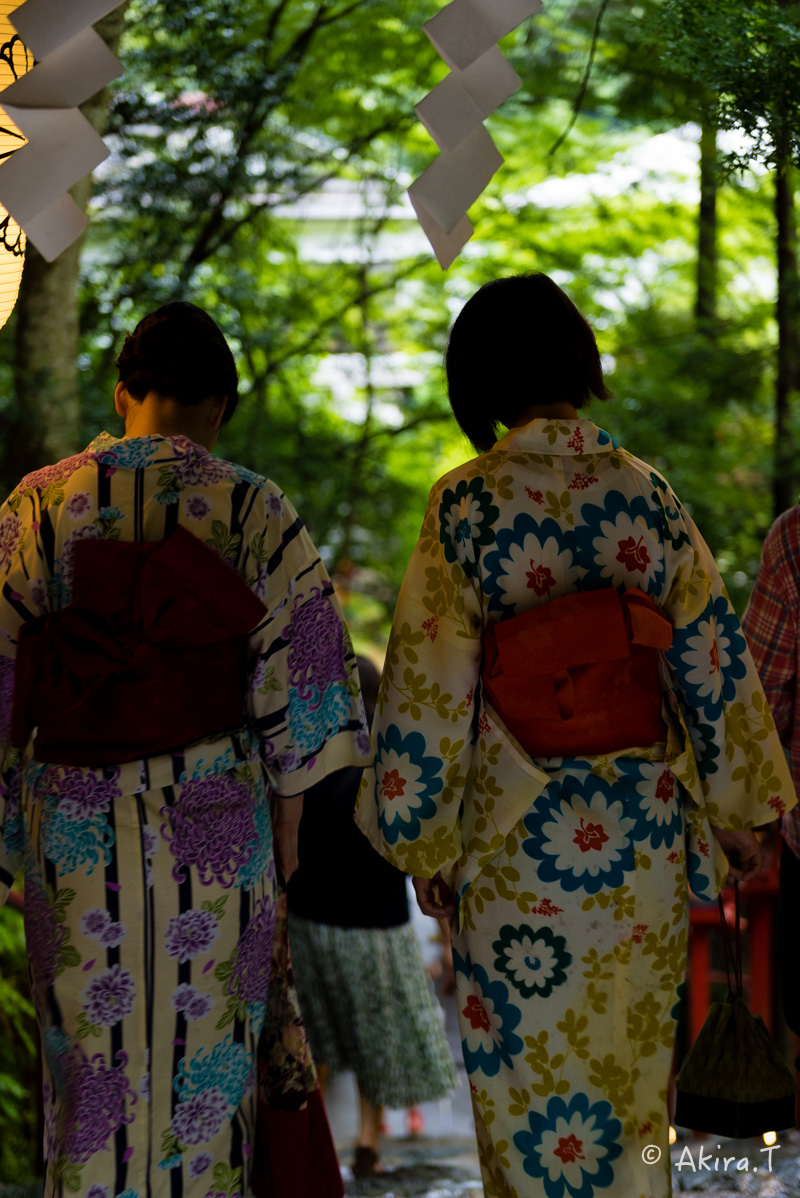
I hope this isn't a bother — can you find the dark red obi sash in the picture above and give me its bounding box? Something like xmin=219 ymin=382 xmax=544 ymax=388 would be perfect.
xmin=482 ymin=587 xmax=673 ymax=758
xmin=12 ymin=525 xmax=267 ymax=765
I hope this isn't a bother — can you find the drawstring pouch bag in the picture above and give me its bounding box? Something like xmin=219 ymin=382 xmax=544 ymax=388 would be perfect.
xmin=674 ymin=882 xmax=796 ymax=1137
xmin=250 ymin=885 xmax=344 ymax=1198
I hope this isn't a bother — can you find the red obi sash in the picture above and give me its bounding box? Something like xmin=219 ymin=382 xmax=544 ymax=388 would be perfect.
xmin=12 ymin=525 xmax=267 ymax=765
xmin=481 ymin=587 xmax=673 ymax=758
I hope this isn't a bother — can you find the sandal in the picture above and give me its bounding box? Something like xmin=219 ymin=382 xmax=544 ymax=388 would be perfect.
xmin=352 ymin=1145 xmax=382 ymax=1178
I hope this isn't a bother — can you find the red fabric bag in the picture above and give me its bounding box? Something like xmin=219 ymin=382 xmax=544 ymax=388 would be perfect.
xmin=251 ymin=887 xmax=344 ymax=1198
xmin=481 ymin=587 xmax=673 ymax=757
xmin=11 ymin=525 xmax=267 ymax=764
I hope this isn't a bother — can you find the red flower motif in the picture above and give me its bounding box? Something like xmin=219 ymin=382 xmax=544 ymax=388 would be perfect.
xmin=638 ymin=1121 xmax=653 ymax=1136
xmin=568 ymin=473 xmax=598 ymax=491
xmin=422 ymin=616 xmax=439 ymax=642
xmin=666 ymin=850 xmax=679 ymax=864
xmin=616 ymin=535 xmax=651 ymax=574
xmin=525 ymin=486 xmax=544 ymax=504
xmin=554 ymin=1133 xmax=585 ymax=1164
xmin=566 ymin=428 xmax=584 ymax=452
xmin=631 ymin=923 xmax=649 ymax=943
xmin=709 ymin=642 xmax=720 ymax=674
xmin=466 ymin=685 xmax=474 ymax=706
xmin=478 ymin=711 xmax=491 ymax=736
xmin=526 ymin=559 xmax=555 ymax=596
xmin=531 ymin=898 xmax=564 ymax=916
xmin=655 ymin=770 xmax=673 ymax=805
xmin=469 ymin=1080 xmax=479 ymax=1094
xmin=380 ymin=769 xmax=406 ymax=801
xmin=769 ymin=796 xmax=786 ymax=816
xmin=698 ymin=838 xmax=709 ymax=857
xmin=573 ymin=817 xmax=609 ymax=853
xmin=463 ymin=995 xmax=491 ymax=1033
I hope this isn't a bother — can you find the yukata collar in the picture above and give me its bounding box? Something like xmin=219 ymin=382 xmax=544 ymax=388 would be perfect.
xmin=492 ymin=417 xmax=618 ymax=456
xmin=87 ymin=430 xmax=212 ymax=462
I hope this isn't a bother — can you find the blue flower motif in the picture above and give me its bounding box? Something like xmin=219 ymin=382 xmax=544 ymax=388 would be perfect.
xmin=115 ymin=1190 xmax=140 ymax=1197
xmin=237 ymin=783 xmax=272 ymax=891
xmin=157 ymin=1155 xmax=182 ymax=1171
xmin=97 ymin=506 xmax=124 ymax=522
xmin=595 ymin=427 xmax=617 ymax=448
xmin=374 ymin=724 xmax=442 ymax=845
xmin=669 ymin=593 xmax=748 ymax=723
xmin=574 ymin=489 xmax=664 ymax=596
xmin=175 ymin=1035 xmax=253 ymax=1108
xmin=612 ymin=758 xmax=683 ymax=851
xmin=287 ymin=680 xmax=352 ymax=756
xmin=522 ymin=774 xmax=635 ymax=894
xmin=438 ymin=477 xmax=500 ymax=579
xmin=94 ymin=438 xmax=159 ymax=469
xmin=483 ymin=513 xmax=579 ymax=615
xmin=454 ymin=949 xmax=522 ymax=1076
xmin=234 ymin=464 xmax=266 ymax=487
xmin=650 ymin=471 xmax=690 ymax=551
xmin=41 ymin=795 xmax=114 ymax=876
xmin=247 ymin=1000 xmax=266 ymax=1036
xmin=154 ymin=491 xmax=180 ymax=506
xmin=687 ymin=847 xmax=712 ymax=899
xmin=514 ymin=1092 xmax=622 ymax=1198
xmin=492 ymin=924 xmax=571 ymax=999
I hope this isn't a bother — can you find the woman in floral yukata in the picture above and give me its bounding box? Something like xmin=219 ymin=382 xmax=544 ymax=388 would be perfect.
xmin=0 ymin=302 xmax=370 ymax=1198
xmin=356 ymin=274 xmax=796 ymax=1198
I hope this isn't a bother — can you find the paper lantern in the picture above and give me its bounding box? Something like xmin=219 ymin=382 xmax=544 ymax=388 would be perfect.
xmin=0 ymin=0 xmax=30 ymax=332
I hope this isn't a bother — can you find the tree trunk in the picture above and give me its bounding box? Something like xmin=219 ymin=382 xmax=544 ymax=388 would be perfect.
xmin=773 ymin=0 xmax=800 ymax=517
xmin=0 ymin=5 xmax=128 ymax=491
xmin=694 ymin=118 xmax=717 ymax=333
xmin=773 ymin=153 xmax=800 ymax=517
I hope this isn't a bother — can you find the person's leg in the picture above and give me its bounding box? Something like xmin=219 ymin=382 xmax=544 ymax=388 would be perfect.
xmin=316 ymin=1061 xmax=330 ymax=1098
xmin=779 ymin=841 xmax=800 ymax=1061
xmin=356 ymin=1084 xmax=383 ymax=1151
xmin=352 ymin=1084 xmax=384 ymax=1177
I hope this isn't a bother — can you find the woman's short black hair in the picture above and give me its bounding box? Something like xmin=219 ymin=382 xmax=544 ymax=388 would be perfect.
xmin=115 ymin=301 xmax=239 ymax=423
xmin=444 ymin=273 xmax=611 ymax=454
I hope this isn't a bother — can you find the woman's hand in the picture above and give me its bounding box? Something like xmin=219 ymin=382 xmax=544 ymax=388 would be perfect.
xmin=710 ymin=825 xmax=763 ymax=886
xmin=413 ymin=874 xmax=457 ymax=918
xmin=273 ymin=793 xmax=303 ymax=884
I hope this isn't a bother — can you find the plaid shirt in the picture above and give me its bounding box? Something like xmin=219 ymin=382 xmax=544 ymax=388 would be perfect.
xmin=741 ymin=506 xmax=800 ymax=858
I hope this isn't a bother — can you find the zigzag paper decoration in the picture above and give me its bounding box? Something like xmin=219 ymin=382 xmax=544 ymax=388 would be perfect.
xmin=0 ymin=0 xmax=31 ymax=331
xmin=0 ymin=0 xmax=124 ymax=261
xmin=409 ymin=0 xmax=542 ymax=269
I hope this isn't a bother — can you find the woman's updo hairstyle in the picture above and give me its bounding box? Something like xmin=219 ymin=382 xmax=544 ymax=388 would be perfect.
xmin=445 ymin=273 xmax=611 ymax=454
xmin=116 ymin=301 xmax=239 ymax=423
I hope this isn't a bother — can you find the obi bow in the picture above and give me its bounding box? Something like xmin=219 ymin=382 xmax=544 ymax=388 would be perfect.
xmin=12 ymin=525 xmax=267 ymax=765
xmin=482 ymin=587 xmax=673 ymax=758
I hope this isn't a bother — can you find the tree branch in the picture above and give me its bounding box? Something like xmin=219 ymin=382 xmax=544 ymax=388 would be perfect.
xmin=548 ymin=0 xmax=612 ymax=158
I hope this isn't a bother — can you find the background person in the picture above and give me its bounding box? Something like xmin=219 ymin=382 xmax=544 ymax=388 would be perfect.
xmin=741 ymin=512 xmax=800 ymax=1057
xmin=287 ymin=655 xmax=457 ymax=1179
xmin=0 ymin=301 xmax=369 ymax=1197
xmin=356 ymin=273 xmax=792 ymax=1198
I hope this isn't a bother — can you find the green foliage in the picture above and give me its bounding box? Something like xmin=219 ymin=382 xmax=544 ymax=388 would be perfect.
xmin=0 ymin=904 xmax=39 ymax=1186
xmin=659 ymin=0 xmax=800 ymax=170
xmin=60 ymin=0 xmax=800 ymax=638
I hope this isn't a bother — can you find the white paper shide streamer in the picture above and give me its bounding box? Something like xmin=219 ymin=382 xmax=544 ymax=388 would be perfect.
xmin=410 ymin=0 xmax=542 ymax=269
xmin=0 ymin=0 xmax=125 ymax=261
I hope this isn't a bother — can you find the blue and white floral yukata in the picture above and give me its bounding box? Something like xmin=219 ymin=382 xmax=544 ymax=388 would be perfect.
xmin=356 ymin=418 xmax=795 ymax=1198
xmin=0 ymin=432 xmax=370 ymax=1198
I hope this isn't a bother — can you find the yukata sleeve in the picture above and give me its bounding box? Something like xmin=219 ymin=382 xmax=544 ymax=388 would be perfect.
xmin=740 ymin=512 xmax=798 ymax=746
xmin=245 ymin=488 xmax=370 ymax=798
xmin=355 ymin=479 xmax=484 ymax=879
xmin=0 ymin=486 xmax=46 ymax=904
xmin=652 ymin=474 xmax=797 ymax=895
